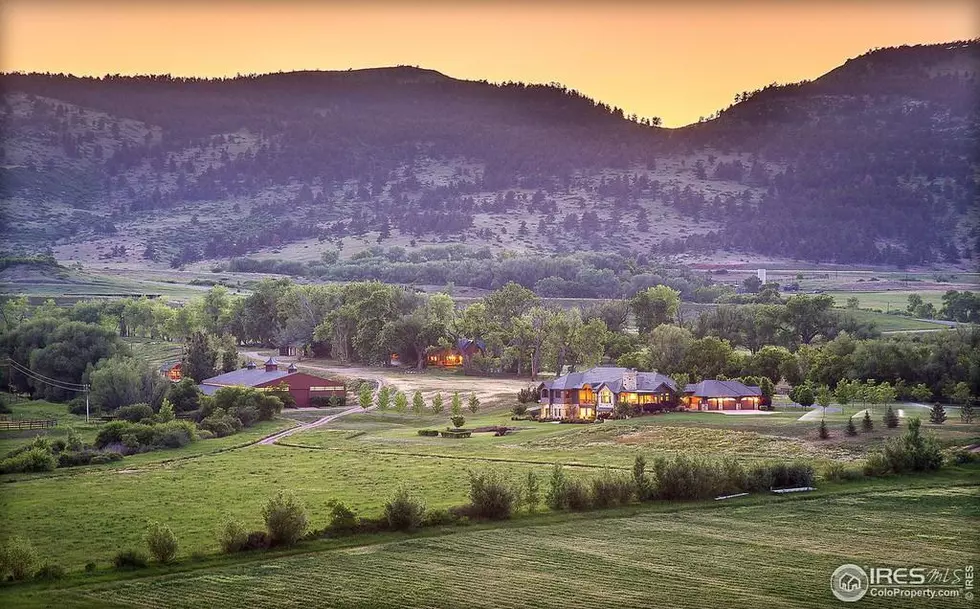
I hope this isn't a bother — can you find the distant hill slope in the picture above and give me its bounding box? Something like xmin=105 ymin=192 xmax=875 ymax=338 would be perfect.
xmin=0 ymin=41 xmax=977 ymax=269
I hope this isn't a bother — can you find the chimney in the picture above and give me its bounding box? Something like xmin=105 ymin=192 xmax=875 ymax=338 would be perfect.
xmin=623 ymin=369 xmax=637 ymax=392
xmin=264 ymin=357 xmax=279 ymax=372
xmin=246 ymin=361 xmax=256 ymax=370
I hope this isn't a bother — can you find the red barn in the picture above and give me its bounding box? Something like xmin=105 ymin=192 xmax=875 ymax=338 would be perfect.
xmin=198 ymin=358 xmax=346 ymax=407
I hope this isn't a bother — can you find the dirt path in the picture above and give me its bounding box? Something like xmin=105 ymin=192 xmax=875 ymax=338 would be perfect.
xmin=243 ymin=351 xmax=529 ymax=404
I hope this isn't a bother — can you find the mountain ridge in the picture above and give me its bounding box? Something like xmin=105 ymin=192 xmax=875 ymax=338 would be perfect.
xmin=0 ymin=40 xmax=976 ymax=271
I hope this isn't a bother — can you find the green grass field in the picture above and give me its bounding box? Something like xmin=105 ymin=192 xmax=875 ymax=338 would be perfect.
xmin=826 ymin=290 xmax=951 ymax=312
xmin=3 ymin=470 xmax=977 ymax=608
xmin=838 ymin=308 xmax=951 ymax=332
xmin=2 ymin=396 xmax=977 ymax=576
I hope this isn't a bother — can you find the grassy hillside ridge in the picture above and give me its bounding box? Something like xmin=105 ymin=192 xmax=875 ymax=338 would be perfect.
xmin=1 ymin=41 xmax=977 ymax=268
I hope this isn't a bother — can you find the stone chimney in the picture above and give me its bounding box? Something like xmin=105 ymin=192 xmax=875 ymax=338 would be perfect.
xmin=623 ymin=369 xmax=637 ymax=392
xmin=264 ymin=358 xmax=279 ymax=372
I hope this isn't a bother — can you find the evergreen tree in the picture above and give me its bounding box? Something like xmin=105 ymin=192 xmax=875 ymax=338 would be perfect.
xmin=431 ymin=392 xmax=444 ymax=415
xmin=411 ymin=390 xmax=425 ymax=415
xmin=376 ymin=386 xmax=391 ymax=411
xmin=358 ymin=384 xmax=373 ymax=409
xmin=961 ymin=398 xmax=975 ymax=424
xmin=883 ymin=405 xmax=899 ymax=429
xmin=845 ymin=416 xmax=857 ymax=437
xmin=818 ymin=419 xmax=830 ymax=440
xmin=861 ymin=409 xmax=874 ymax=432
xmin=928 ymin=402 xmax=946 ymax=425
xmin=450 ymin=392 xmax=462 ymax=417
xmin=394 ymin=391 xmax=408 ymax=413
xmin=468 ymin=393 xmax=480 ymax=414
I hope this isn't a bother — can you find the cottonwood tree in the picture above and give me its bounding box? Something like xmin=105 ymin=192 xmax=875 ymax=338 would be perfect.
xmin=630 ymin=285 xmax=680 ymax=335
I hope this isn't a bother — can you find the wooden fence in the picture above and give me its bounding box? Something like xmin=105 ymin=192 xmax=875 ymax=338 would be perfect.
xmin=0 ymin=419 xmax=57 ymax=431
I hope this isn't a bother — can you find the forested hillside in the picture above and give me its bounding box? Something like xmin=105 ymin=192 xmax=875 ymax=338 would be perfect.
xmin=0 ymin=41 xmax=976 ymax=268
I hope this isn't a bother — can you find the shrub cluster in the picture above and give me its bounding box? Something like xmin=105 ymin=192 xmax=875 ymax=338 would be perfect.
xmin=466 ymin=471 xmax=516 ymax=520
xmin=262 ymin=490 xmax=308 ymax=547
xmin=384 ymin=487 xmax=426 ymax=531
xmin=871 ymin=418 xmax=944 ymax=475
xmin=113 ymin=549 xmax=149 ymax=570
xmin=95 ymin=420 xmax=198 ymax=453
xmin=416 ymin=429 xmax=439 ymax=437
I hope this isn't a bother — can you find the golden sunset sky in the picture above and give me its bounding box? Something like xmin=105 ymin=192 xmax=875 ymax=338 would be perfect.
xmin=1 ymin=0 xmax=975 ymax=126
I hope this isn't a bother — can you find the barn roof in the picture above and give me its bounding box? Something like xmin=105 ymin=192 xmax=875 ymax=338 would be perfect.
xmin=200 ymin=368 xmax=292 ymax=388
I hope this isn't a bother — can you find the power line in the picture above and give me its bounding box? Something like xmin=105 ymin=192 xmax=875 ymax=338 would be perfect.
xmin=4 ymin=358 xmax=86 ymax=389
xmin=2 ymin=357 xmax=92 ymax=421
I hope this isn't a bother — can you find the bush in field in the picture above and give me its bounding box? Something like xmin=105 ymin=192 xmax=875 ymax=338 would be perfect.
xmin=845 ymin=417 xmax=858 ymax=436
xmin=113 ymin=549 xmax=148 ymax=570
xmin=384 ymin=487 xmax=426 ymax=531
xmin=468 ymin=393 xmax=480 ymax=414
xmin=199 ymin=409 xmax=243 ymax=437
xmin=327 ymin=500 xmax=360 ymax=534
xmin=651 ymin=455 xmax=725 ymax=500
xmin=633 ymin=455 xmax=651 ymax=500
xmin=262 ymin=490 xmax=308 ymax=547
xmin=818 ymin=419 xmax=830 ymax=440
xmin=95 ymin=420 xmax=197 ymax=451
xmin=590 ymin=471 xmax=633 ymax=508
xmin=451 ymin=392 xmax=462 ymax=416
xmin=156 ymin=398 xmax=176 ymax=423
xmin=511 ymin=402 xmax=528 ymax=416
xmin=863 ymin=451 xmax=890 ymax=477
xmin=218 ymin=519 xmax=248 ymax=554
xmin=545 ymin=464 xmax=568 ymax=510
xmin=145 ymin=521 xmax=178 ymax=564
xmin=116 ymin=403 xmax=154 ymax=423
xmin=879 ymin=418 xmax=943 ymax=474
xmin=450 ymin=414 xmax=466 ymax=429
xmin=961 ymin=398 xmax=975 ymax=424
xmin=0 ymin=536 xmax=39 ymax=581
xmin=467 ymin=470 xmax=516 ymax=520
xmin=65 ymin=425 xmax=84 ymax=452
xmin=0 ymin=446 xmax=57 ymax=474
xmin=521 ymin=471 xmax=540 ymax=513
xmin=34 ymin=563 xmax=66 ymax=580
xmin=822 ymin=462 xmax=864 ymax=482
xmin=929 ymin=403 xmax=946 ymax=425
xmin=564 ymin=479 xmax=591 ymax=511
xmin=243 ymin=531 xmax=271 ymax=551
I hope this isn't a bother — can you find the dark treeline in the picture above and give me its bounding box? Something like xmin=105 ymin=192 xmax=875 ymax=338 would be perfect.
xmin=2 ymin=42 xmax=977 ymax=266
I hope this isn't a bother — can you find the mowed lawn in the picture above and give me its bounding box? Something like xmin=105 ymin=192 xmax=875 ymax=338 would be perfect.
xmin=9 ymin=479 xmax=978 ymax=609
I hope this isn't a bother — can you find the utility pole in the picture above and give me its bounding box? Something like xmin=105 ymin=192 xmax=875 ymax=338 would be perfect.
xmin=84 ymin=384 xmax=91 ymax=423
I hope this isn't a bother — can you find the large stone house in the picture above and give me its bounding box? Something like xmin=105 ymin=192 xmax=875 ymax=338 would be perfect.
xmin=538 ymin=367 xmax=679 ymax=420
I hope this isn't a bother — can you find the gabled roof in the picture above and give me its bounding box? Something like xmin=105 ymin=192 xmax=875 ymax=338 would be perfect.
xmin=684 ymin=379 xmax=761 ymax=398
xmin=200 ymin=368 xmax=292 ymax=388
xmin=456 ymin=338 xmax=486 ymax=353
xmin=542 ymin=367 xmax=678 ymax=393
